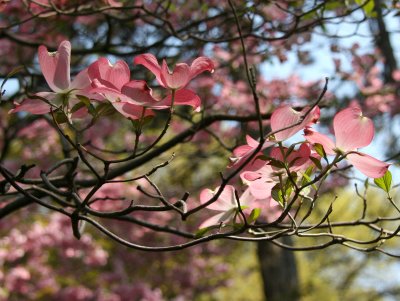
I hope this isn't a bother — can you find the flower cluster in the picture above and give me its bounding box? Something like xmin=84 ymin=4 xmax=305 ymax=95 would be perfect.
xmin=11 ymin=40 xmax=214 ymax=121
xmin=8 ymin=41 xmax=391 ymax=235
xmin=199 ymin=104 xmax=390 ymax=230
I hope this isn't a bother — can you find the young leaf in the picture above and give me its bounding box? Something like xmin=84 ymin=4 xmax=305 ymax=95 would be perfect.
xmin=374 ymin=170 xmax=392 ymax=193
xmin=310 ymin=156 xmax=322 ymax=170
xmin=195 ymin=227 xmax=212 ymax=238
xmin=314 ymin=143 xmax=326 ymax=159
xmin=95 ymin=102 xmax=115 ymax=117
xmin=247 ymin=208 xmax=261 ymax=224
xmin=271 ymin=185 xmax=284 ymax=206
xmin=70 ymin=101 xmax=86 ymax=113
xmin=54 ymin=111 xmax=68 ymax=124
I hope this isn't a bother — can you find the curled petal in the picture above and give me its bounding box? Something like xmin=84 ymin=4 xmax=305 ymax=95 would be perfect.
xmin=88 ymin=58 xmax=130 ymax=91
xmin=38 ymin=40 xmax=71 ymax=92
xmin=162 ymin=89 xmax=201 ymax=110
xmin=160 ymin=61 xmax=190 ymax=90
xmin=241 ymin=170 xmax=262 ymax=182
xmin=111 ymin=102 xmax=154 ymax=120
xmin=334 ymin=107 xmax=374 ymax=151
xmin=271 ymin=105 xmax=320 ymax=141
xmin=347 ymin=152 xmax=390 ymax=178
xmin=233 ymin=145 xmax=253 ymax=159
xmin=10 ymin=98 xmax=50 ymax=115
xmin=121 ymin=80 xmax=165 ymax=108
xmin=134 ymin=54 xmax=164 ymax=87
xmin=91 ymin=81 xmax=137 ymax=103
xmin=246 ymin=135 xmax=261 ymax=148
xmin=304 ymin=128 xmax=336 ymax=155
xmin=189 ymin=56 xmax=215 ymax=80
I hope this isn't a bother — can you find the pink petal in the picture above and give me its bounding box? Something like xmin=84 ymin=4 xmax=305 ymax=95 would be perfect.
xmin=198 ymin=211 xmax=235 ymax=229
xmin=111 ymin=102 xmax=154 ymax=120
xmin=304 ymin=128 xmax=336 ymax=155
xmin=160 ymin=61 xmax=190 ymax=90
xmin=347 ymin=152 xmax=390 ymax=178
xmin=248 ymin=179 xmax=274 ymax=200
xmin=71 ymin=106 xmax=88 ymax=119
xmin=70 ymin=68 xmax=91 ymax=90
xmin=270 ymin=147 xmax=285 ymax=161
xmin=38 ymin=40 xmax=71 ymax=92
xmin=271 ymin=105 xmax=320 ymax=141
xmin=88 ymin=58 xmax=130 ymax=91
xmin=107 ymin=0 xmax=122 ymax=6
xmin=161 ymin=89 xmax=201 ymax=110
xmin=121 ymin=80 xmax=164 ymax=108
xmin=241 ymin=170 xmax=262 ymax=181
xmin=90 ymin=80 xmax=139 ymax=104
xmin=240 ymin=188 xmax=261 ymax=208
xmin=200 ymin=186 xmax=237 ymax=211
xmin=246 ymin=135 xmax=260 ymax=148
xmin=9 ymin=98 xmax=50 ymax=114
xmin=333 ymin=107 xmax=374 ymax=151
xmin=233 ymin=145 xmax=253 ymax=158
xmin=133 ymin=54 xmax=164 ymax=87
xmin=241 ymin=164 xmax=274 ymax=182
xmin=189 ymin=56 xmax=214 ymax=80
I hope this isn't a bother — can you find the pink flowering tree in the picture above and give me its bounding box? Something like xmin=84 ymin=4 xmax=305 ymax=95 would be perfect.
xmin=1 ymin=0 xmax=400 ymax=299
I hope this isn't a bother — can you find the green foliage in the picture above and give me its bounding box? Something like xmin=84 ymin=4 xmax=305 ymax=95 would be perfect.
xmin=374 ymin=170 xmax=392 ymax=193
xmin=355 ymin=0 xmax=377 ymax=17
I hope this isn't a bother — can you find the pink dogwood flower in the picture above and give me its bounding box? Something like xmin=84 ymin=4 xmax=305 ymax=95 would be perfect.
xmin=304 ymin=106 xmax=390 ymax=178
xmin=11 ymin=40 xmax=90 ymax=116
xmin=241 ymin=143 xmax=314 ymax=199
xmin=88 ymin=57 xmax=205 ymax=118
xmin=134 ymin=53 xmax=214 ymax=110
xmin=199 ymin=185 xmax=258 ymax=229
xmin=230 ymin=105 xmax=319 ymax=168
xmin=230 ymin=135 xmax=274 ymax=169
xmin=270 ymin=105 xmax=320 ymax=141
xmin=88 ymin=57 xmax=157 ymax=120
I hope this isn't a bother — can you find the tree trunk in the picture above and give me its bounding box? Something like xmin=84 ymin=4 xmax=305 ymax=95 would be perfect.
xmin=257 ymin=237 xmax=299 ymax=301
xmin=369 ymin=0 xmax=397 ymax=83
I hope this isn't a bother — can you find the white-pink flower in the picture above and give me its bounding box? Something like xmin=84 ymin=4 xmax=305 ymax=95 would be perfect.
xmin=199 ymin=185 xmax=258 ymax=229
xmin=11 ymin=40 xmax=90 ymax=116
xmin=270 ymin=105 xmax=320 ymax=141
xmin=134 ymin=53 xmax=214 ymax=111
xmin=304 ymin=106 xmax=390 ymax=178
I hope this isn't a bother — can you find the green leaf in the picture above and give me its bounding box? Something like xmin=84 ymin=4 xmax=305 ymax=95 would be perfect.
xmin=76 ymin=94 xmax=91 ymax=107
xmin=314 ymin=143 xmax=326 ymax=159
xmin=301 ymin=168 xmax=318 ymax=191
xmin=325 ymin=1 xmax=342 ymax=10
xmin=271 ymin=185 xmax=284 ymax=206
xmin=374 ymin=170 xmax=392 ymax=193
xmin=247 ymin=208 xmax=261 ymax=224
xmin=70 ymin=101 xmax=86 ymax=114
xmin=76 ymin=95 xmax=96 ymax=115
xmin=356 ymin=0 xmax=376 ymax=17
xmin=256 ymin=154 xmax=271 ymax=161
xmin=54 ymin=111 xmax=68 ymax=124
xmin=269 ymin=158 xmax=286 ymax=169
xmin=95 ymin=102 xmax=116 ymax=117
xmin=310 ymin=156 xmax=322 ymax=170
xmin=195 ymin=227 xmax=211 ymax=238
